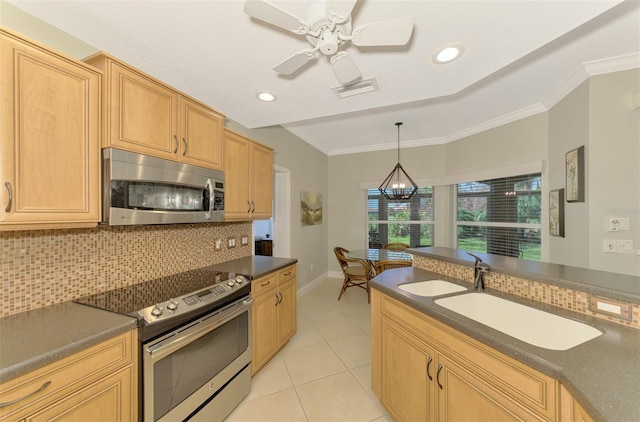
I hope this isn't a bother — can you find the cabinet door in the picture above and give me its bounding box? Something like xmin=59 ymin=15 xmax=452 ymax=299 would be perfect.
xmin=223 ymin=130 xmax=251 ymax=220
xmin=107 ymin=61 xmax=179 ymax=159
xmin=276 ymin=278 xmax=297 ymax=348
xmin=0 ymin=31 xmax=100 ymax=229
xmin=24 ymin=366 xmax=135 ymax=422
xmin=436 ymin=354 xmax=545 ymax=422
xmin=381 ymin=320 xmax=435 ymax=422
xmin=250 ymin=142 xmax=273 ymax=219
xmin=179 ymin=96 xmax=223 ymax=170
xmin=251 ymin=289 xmax=278 ymax=375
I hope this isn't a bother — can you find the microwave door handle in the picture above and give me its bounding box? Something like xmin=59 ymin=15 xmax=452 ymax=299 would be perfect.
xmin=206 ymin=179 xmax=213 ymax=219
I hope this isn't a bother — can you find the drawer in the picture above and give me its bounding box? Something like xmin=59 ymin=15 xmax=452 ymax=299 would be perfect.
xmin=251 ymin=273 xmax=277 ymax=297
xmin=278 ymin=265 xmax=296 ymax=283
xmin=0 ymin=330 xmax=134 ymax=421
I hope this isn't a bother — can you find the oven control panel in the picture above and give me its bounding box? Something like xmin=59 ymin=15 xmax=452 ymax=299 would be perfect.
xmin=139 ymin=275 xmax=249 ymax=323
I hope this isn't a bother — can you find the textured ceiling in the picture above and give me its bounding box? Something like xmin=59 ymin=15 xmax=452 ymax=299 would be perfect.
xmin=8 ymin=0 xmax=640 ymax=155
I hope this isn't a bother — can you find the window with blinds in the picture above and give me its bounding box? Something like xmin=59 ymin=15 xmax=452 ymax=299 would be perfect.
xmin=455 ymin=173 xmax=541 ymax=260
xmin=367 ymin=187 xmax=434 ymax=248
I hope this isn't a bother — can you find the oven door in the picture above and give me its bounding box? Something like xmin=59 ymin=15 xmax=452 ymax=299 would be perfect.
xmin=143 ymin=296 xmax=252 ymax=422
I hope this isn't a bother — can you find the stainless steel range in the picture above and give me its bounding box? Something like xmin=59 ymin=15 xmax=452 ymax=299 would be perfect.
xmin=75 ymin=267 xmax=252 ymax=421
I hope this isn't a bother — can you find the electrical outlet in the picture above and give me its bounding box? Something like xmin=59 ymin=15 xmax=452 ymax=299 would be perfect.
xmin=608 ymin=218 xmax=620 ymax=232
xmin=214 ymin=239 xmax=222 ymax=251
xmin=227 ymin=238 xmax=236 ymax=248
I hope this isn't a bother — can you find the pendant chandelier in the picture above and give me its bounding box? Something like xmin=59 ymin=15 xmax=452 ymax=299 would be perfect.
xmin=378 ymin=122 xmax=418 ymax=201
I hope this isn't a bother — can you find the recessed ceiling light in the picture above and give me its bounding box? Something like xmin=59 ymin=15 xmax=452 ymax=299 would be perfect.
xmin=256 ymin=91 xmax=276 ymax=102
xmin=433 ymin=44 xmax=464 ymax=64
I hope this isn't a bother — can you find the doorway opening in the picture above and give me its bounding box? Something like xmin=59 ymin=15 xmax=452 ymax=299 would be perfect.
xmin=253 ymin=165 xmax=291 ymax=257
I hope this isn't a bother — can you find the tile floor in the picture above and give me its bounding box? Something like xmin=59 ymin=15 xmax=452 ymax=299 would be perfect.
xmin=225 ymin=277 xmax=392 ymax=422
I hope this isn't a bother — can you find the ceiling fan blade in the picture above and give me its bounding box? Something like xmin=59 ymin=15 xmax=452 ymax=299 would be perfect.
xmin=326 ymin=0 xmax=358 ymax=20
xmin=273 ymin=50 xmax=316 ymax=75
xmin=331 ymin=52 xmax=361 ymax=85
xmin=244 ymin=0 xmax=306 ymax=33
xmin=351 ymin=16 xmax=414 ymax=46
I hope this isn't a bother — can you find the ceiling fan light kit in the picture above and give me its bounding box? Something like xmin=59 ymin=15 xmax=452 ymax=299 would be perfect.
xmin=379 ymin=122 xmax=418 ymax=201
xmin=244 ymin=0 xmax=414 ymax=86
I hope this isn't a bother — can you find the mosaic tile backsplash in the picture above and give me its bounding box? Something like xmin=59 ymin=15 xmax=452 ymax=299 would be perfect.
xmin=1 ymin=222 xmax=252 ymax=316
xmin=413 ymin=256 xmax=640 ymax=329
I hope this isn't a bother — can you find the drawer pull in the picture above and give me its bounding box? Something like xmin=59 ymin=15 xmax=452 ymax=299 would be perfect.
xmin=283 ymin=271 xmax=291 ymax=276
xmin=260 ymin=281 xmax=271 ymax=287
xmin=427 ymin=356 xmax=433 ymax=381
xmin=4 ymin=182 xmax=12 ymax=213
xmin=0 ymin=380 xmax=51 ymax=407
xmin=436 ymin=364 xmax=443 ymax=389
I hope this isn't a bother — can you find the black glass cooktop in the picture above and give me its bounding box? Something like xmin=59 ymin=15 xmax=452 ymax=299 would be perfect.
xmin=74 ymin=267 xmax=235 ymax=316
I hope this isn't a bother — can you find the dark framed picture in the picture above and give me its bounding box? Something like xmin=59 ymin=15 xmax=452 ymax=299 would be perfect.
xmin=549 ymin=189 xmax=565 ymax=237
xmin=565 ymin=146 xmax=584 ymax=202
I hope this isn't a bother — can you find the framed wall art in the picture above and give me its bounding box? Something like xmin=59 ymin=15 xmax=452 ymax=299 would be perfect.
xmin=300 ymin=191 xmax=323 ymax=226
xmin=549 ymin=188 xmax=565 ymax=237
xmin=565 ymin=145 xmax=584 ymax=202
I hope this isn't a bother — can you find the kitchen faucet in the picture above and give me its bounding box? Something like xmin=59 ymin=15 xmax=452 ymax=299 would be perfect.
xmin=467 ymin=252 xmax=490 ymax=289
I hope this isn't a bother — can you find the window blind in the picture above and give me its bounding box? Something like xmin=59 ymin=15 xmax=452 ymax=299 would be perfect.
xmin=455 ymin=173 xmax=541 ymax=260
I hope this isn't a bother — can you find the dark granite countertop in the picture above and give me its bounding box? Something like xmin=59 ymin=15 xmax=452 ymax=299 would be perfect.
xmin=409 ymin=247 xmax=640 ymax=304
xmin=371 ymin=267 xmax=640 ymax=422
xmin=0 ymin=301 xmax=137 ymax=383
xmin=211 ymin=255 xmax=298 ymax=279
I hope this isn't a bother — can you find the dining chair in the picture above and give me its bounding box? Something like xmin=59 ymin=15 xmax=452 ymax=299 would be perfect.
xmin=374 ymin=259 xmax=412 ymax=275
xmin=383 ymin=242 xmax=410 ymax=251
xmin=334 ymin=246 xmax=373 ymax=303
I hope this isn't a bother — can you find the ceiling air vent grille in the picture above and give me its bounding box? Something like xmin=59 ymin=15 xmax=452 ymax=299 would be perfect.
xmin=332 ymin=77 xmax=379 ymax=99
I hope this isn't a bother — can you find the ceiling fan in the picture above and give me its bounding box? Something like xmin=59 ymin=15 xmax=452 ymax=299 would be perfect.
xmin=244 ymin=0 xmax=414 ymax=86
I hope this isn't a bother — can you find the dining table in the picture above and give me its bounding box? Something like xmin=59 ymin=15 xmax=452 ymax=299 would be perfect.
xmin=345 ymin=248 xmax=413 ymax=263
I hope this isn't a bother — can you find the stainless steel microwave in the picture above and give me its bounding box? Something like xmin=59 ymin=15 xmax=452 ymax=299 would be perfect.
xmin=102 ymin=148 xmax=224 ymax=226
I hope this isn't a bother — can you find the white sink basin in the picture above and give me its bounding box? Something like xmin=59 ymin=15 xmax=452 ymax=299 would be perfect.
xmin=398 ymin=280 xmax=467 ymax=297
xmin=435 ymin=293 xmax=602 ymax=351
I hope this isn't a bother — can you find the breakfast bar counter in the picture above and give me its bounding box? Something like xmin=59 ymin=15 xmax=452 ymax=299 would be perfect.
xmin=370 ymin=266 xmax=640 ymax=422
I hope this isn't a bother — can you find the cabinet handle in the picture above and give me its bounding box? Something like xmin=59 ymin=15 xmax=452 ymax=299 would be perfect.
xmin=274 ymin=293 xmax=279 ymax=306
xmin=251 ymin=201 xmax=255 ymax=213
xmin=4 ymin=182 xmax=12 ymax=213
xmin=283 ymin=272 xmax=291 ymax=276
xmin=182 ymin=137 xmax=188 ymax=156
xmin=173 ymin=135 xmax=179 ymax=154
xmin=279 ymin=292 xmax=283 ymax=304
xmin=247 ymin=201 xmax=252 ymax=213
xmin=0 ymin=380 xmax=51 ymax=408
xmin=436 ymin=364 xmax=443 ymax=389
xmin=426 ymin=356 xmax=433 ymax=381
xmin=260 ymin=280 xmax=271 ymax=287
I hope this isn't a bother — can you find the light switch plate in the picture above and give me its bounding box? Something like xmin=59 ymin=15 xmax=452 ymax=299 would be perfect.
xmin=615 ymin=239 xmax=633 ymax=253
xmin=227 ymin=238 xmax=236 ymax=248
xmin=214 ymin=239 xmax=222 ymax=251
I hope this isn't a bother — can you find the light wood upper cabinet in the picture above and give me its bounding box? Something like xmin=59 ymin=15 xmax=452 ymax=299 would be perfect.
xmin=85 ymin=53 xmax=224 ymax=170
xmin=223 ymin=129 xmax=273 ymax=220
xmin=0 ymin=28 xmax=101 ymax=231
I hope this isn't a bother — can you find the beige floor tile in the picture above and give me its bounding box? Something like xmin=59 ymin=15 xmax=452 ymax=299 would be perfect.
xmin=282 ymin=341 xmax=346 ymax=386
xmin=328 ymin=332 xmax=371 ymax=369
xmin=297 ymin=298 xmax=342 ymax=322
xmin=312 ymin=313 xmax=365 ymax=341
xmin=350 ymin=364 xmax=388 ymax=414
xmin=295 ymin=371 xmax=385 ymax=422
xmin=225 ymin=388 xmax=307 ymax=422
xmin=245 ymin=355 xmax=292 ymax=401
xmin=281 ymin=320 xmax=325 ymax=351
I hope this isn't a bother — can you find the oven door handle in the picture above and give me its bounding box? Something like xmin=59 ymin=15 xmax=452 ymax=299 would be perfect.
xmin=205 ymin=178 xmax=214 ymax=220
xmin=146 ymin=297 xmax=253 ymax=360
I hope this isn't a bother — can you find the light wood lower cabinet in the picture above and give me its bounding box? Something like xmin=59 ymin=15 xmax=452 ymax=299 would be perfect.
xmin=373 ymin=290 xmax=559 ymax=421
xmin=0 ymin=28 xmax=101 ymax=231
xmin=251 ymin=265 xmax=297 ymax=375
xmin=0 ymin=330 xmax=137 ymax=422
